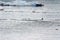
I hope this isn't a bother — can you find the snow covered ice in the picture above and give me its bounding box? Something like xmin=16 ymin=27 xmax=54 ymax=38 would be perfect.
xmin=0 ymin=4 xmax=60 ymax=40
xmin=0 ymin=20 xmax=60 ymax=40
